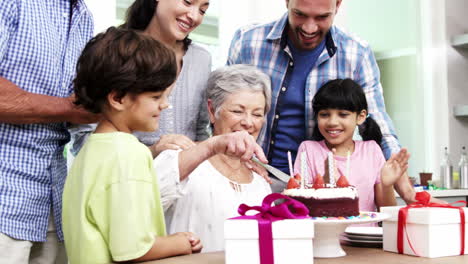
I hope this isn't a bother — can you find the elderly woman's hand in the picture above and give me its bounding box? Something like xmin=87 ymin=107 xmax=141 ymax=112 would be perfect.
xmin=245 ymin=161 xmax=272 ymax=184
xmin=210 ymin=131 xmax=268 ymax=163
xmin=150 ymin=134 xmax=196 ymax=158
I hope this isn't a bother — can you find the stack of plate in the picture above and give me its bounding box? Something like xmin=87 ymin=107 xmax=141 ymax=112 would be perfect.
xmin=341 ymin=226 xmax=383 ymax=248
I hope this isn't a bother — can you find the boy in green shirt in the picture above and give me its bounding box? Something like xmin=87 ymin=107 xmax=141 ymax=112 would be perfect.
xmin=62 ymin=27 xmax=199 ymax=263
xmin=63 ymin=27 xmax=268 ymax=263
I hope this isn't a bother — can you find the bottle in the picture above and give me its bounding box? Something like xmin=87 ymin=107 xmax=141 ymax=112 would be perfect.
xmin=459 ymin=146 xmax=468 ymax=189
xmin=440 ymin=147 xmax=453 ymax=189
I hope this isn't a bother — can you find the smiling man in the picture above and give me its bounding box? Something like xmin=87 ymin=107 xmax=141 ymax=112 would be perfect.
xmin=226 ymin=0 xmax=412 ymax=200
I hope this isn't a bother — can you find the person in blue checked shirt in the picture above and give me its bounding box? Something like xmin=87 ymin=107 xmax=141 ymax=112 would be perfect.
xmin=227 ymin=0 xmax=423 ymax=204
xmin=0 ymin=1 xmax=99 ymax=263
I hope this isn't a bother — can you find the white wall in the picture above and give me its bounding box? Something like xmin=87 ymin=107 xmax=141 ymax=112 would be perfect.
xmin=218 ymin=0 xmax=285 ymax=64
xmin=84 ymin=0 xmax=116 ymax=35
xmin=419 ymin=0 xmax=449 ymax=180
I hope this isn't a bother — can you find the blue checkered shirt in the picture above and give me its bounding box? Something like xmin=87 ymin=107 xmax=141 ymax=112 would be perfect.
xmin=0 ymin=0 xmax=93 ymax=242
xmin=227 ymin=13 xmax=400 ymax=160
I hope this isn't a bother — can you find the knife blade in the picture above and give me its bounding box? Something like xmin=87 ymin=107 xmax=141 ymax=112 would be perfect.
xmin=251 ymin=156 xmax=291 ymax=183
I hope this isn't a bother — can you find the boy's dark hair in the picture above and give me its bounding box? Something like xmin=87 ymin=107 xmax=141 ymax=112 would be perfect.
xmin=311 ymin=78 xmax=383 ymax=146
xmin=73 ymin=27 xmax=177 ymax=113
xmin=121 ymin=0 xmax=191 ymax=51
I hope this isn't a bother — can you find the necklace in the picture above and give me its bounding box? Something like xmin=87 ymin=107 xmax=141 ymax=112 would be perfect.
xmin=211 ymin=155 xmax=252 ymax=192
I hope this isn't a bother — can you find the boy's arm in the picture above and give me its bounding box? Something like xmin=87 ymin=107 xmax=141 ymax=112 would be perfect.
xmin=130 ymin=233 xmax=192 ymax=262
xmin=0 ymin=77 xmax=99 ymax=124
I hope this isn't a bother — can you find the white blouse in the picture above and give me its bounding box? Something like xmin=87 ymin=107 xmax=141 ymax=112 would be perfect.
xmin=155 ymin=149 xmax=272 ymax=252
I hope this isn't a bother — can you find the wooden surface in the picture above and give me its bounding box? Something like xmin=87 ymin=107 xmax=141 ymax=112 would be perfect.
xmin=137 ymin=246 xmax=468 ymax=264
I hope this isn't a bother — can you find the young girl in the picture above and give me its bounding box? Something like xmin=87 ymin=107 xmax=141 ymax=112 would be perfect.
xmin=294 ymin=79 xmax=410 ymax=212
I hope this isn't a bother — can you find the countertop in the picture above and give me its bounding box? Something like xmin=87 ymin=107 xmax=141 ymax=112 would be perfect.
xmin=395 ymin=188 xmax=468 ymax=197
xmin=138 ymin=246 xmax=468 ymax=264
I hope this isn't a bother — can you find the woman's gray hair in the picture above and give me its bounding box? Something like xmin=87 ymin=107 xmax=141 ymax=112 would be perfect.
xmin=206 ymin=64 xmax=272 ymax=118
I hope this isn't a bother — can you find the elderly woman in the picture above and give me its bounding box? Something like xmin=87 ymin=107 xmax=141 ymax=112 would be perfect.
xmin=155 ymin=64 xmax=273 ymax=252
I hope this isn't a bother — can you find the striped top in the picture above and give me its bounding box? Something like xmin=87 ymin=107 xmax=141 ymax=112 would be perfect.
xmin=0 ymin=0 xmax=93 ymax=241
xmin=134 ymin=43 xmax=212 ymax=145
xmin=227 ymin=13 xmax=400 ymax=160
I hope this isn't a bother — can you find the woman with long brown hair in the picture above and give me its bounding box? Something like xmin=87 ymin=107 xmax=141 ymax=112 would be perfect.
xmin=124 ymin=0 xmax=212 ymax=156
xmin=69 ymin=0 xmax=212 ymax=157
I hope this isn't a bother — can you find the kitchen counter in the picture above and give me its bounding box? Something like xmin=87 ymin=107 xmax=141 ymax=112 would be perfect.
xmin=139 ymin=246 xmax=468 ymax=264
xmin=396 ymin=189 xmax=468 ymax=205
xmin=424 ymin=189 xmax=468 ymax=197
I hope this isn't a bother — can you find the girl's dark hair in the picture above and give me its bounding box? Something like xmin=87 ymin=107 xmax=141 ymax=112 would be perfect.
xmin=122 ymin=0 xmax=192 ymax=51
xmin=73 ymin=27 xmax=177 ymax=114
xmin=311 ymin=78 xmax=383 ymax=146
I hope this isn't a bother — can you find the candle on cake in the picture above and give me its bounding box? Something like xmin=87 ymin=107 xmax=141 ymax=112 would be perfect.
xmin=287 ymin=150 xmax=294 ymax=178
xmin=328 ymin=151 xmax=335 ymax=186
xmin=346 ymin=150 xmax=350 ymax=178
xmin=300 ymin=151 xmax=306 ymax=189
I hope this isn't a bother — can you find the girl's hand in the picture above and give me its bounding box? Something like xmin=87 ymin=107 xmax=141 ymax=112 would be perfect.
xmin=381 ymin=148 xmax=410 ymax=186
xmin=150 ymin=134 xmax=196 ymax=157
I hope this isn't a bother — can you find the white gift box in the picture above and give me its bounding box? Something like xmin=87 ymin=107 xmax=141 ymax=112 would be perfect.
xmin=381 ymin=206 xmax=468 ymax=258
xmin=224 ymin=219 xmax=314 ymax=264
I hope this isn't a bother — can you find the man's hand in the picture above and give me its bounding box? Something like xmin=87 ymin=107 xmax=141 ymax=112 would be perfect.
xmin=0 ymin=78 xmax=100 ymax=124
xmin=65 ymin=96 xmax=101 ymax=124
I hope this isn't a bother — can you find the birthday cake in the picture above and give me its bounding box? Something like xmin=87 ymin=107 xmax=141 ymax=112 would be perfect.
xmin=282 ymin=174 xmax=360 ymax=217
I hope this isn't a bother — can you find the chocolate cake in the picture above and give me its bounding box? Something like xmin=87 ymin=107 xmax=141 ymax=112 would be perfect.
xmin=282 ymin=187 xmax=359 ymax=217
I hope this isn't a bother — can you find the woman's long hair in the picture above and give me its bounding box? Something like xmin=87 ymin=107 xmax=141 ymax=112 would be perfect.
xmin=311 ymin=78 xmax=383 ymax=146
xmin=121 ymin=0 xmax=192 ymax=51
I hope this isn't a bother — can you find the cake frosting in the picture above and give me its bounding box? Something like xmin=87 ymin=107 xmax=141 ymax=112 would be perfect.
xmin=282 ymin=186 xmax=358 ymax=199
xmin=283 ymin=184 xmax=360 ymax=217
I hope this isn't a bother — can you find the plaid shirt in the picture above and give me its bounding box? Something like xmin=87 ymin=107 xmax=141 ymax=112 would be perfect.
xmin=0 ymin=0 xmax=93 ymax=242
xmin=227 ymin=13 xmax=400 ymax=160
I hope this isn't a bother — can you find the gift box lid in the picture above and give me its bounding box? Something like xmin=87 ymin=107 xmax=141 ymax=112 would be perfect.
xmin=381 ymin=206 xmax=468 ymax=224
xmin=224 ymin=219 xmax=314 ymax=239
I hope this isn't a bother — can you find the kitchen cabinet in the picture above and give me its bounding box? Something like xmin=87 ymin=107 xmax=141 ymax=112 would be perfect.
xmin=451 ymin=33 xmax=468 ymax=49
xmin=451 ymin=34 xmax=468 ymax=117
xmin=454 ymin=105 xmax=468 ymax=117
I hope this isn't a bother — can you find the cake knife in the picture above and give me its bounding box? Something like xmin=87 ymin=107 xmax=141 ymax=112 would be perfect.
xmin=251 ymin=156 xmax=291 ymax=182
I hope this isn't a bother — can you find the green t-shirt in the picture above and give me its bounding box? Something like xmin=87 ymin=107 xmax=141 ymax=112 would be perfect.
xmin=63 ymin=132 xmax=166 ymax=264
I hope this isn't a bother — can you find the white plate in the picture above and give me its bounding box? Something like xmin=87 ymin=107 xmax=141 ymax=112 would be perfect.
xmin=342 ymin=233 xmax=382 ymax=241
xmin=344 ymin=226 xmax=383 ymax=236
xmin=311 ymin=212 xmax=389 ymax=225
xmin=312 ymin=212 xmax=389 ymax=258
xmin=341 ymin=237 xmax=383 ymax=244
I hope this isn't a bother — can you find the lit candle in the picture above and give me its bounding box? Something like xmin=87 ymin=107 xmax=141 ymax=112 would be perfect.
xmin=346 ymin=150 xmax=351 ymax=178
xmin=287 ymin=151 xmax=294 ymax=178
xmin=328 ymin=151 xmax=335 ymax=186
xmin=300 ymin=151 xmax=306 ymax=189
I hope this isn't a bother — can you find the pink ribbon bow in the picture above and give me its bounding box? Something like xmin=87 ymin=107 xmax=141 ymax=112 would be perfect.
xmin=231 ymin=193 xmax=309 ymax=264
xmin=397 ymin=191 xmax=467 ymax=256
